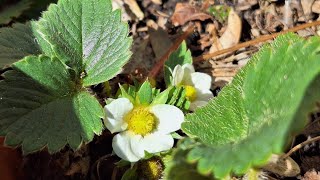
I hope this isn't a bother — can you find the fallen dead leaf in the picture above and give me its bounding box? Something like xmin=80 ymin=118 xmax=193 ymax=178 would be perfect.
xmin=263 ymin=154 xmax=300 ymax=177
xmin=124 ymin=0 xmax=144 ymax=20
xmin=301 ymin=170 xmax=320 ymax=180
xmin=209 ymin=8 xmax=241 ymax=53
xmin=301 ymin=0 xmax=315 ymax=16
xmin=312 ymin=0 xmax=320 ymax=14
xmin=171 ymin=3 xmax=213 ymax=26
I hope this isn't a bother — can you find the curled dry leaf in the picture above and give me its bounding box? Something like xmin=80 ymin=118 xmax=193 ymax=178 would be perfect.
xmin=262 ymin=154 xmax=300 ymax=177
xmin=312 ymin=0 xmax=320 ymax=14
xmin=301 ymin=0 xmax=315 ymax=16
xmin=171 ymin=3 xmax=213 ymax=26
xmin=209 ymin=8 xmax=242 ymax=53
xmin=124 ymin=0 xmax=144 ymax=20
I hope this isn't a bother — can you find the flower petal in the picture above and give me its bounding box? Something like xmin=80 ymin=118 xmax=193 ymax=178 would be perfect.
xmin=141 ymin=133 xmax=174 ymax=153
xmin=129 ymin=134 xmax=145 ymax=159
xmin=104 ymin=98 xmax=133 ymax=133
xmin=196 ymin=88 xmax=214 ymax=101
xmin=151 ymin=104 xmax=184 ymax=134
xmin=190 ymin=72 xmax=212 ymax=90
xmin=181 ymin=64 xmax=195 ymax=85
xmin=112 ymin=132 xmax=141 ymax=162
xmin=172 ymin=65 xmax=184 ymax=86
xmin=182 ymin=63 xmax=195 ymax=73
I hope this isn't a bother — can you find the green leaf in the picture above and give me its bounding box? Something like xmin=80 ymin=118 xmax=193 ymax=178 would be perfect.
xmin=0 ymin=23 xmax=41 ymax=68
xmin=121 ymin=166 xmax=139 ymax=180
xmin=0 ymin=0 xmax=32 ymax=25
xmin=137 ymin=81 xmax=153 ymax=105
xmin=164 ymin=41 xmax=192 ymax=86
xmin=32 ymin=0 xmax=132 ymax=86
xmin=164 ymin=138 xmax=213 ymax=180
xmin=181 ymin=34 xmax=320 ymax=178
xmin=119 ymin=84 xmax=135 ymax=104
xmin=152 ymin=87 xmax=172 ymax=105
xmin=0 ymin=55 xmax=104 ymax=153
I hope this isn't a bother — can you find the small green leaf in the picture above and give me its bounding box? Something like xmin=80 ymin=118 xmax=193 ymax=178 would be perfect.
xmin=164 ymin=138 xmax=213 ymax=180
xmin=32 ymin=0 xmax=132 ymax=86
xmin=0 ymin=23 xmax=41 ymax=68
xmin=180 ymin=34 xmax=320 ymax=178
xmin=121 ymin=166 xmax=139 ymax=180
xmin=164 ymin=41 xmax=192 ymax=86
xmin=137 ymin=81 xmax=153 ymax=105
xmin=0 ymin=55 xmax=104 ymax=153
xmin=0 ymin=0 xmax=32 ymax=25
xmin=119 ymin=84 xmax=135 ymax=103
xmin=152 ymin=87 xmax=172 ymax=105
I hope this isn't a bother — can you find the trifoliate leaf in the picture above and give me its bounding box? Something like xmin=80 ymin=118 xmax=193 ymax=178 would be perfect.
xmin=0 ymin=0 xmax=32 ymax=25
xmin=0 ymin=55 xmax=104 ymax=153
xmin=181 ymin=33 xmax=320 ymax=178
xmin=164 ymin=41 xmax=192 ymax=86
xmin=0 ymin=23 xmax=41 ymax=68
xmin=137 ymin=81 xmax=153 ymax=105
xmin=32 ymin=0 xmax=132 ymax=86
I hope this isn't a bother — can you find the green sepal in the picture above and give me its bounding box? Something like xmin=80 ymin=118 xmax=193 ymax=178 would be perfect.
xmin=118 ymin=84 xmax=135 ymax=104
xmin=121 ymin=166 xmax=139 ymax=180
xmin=152 ymin=87 xmax=173 ymax=105
xmin=137 ymin=81 xmax=153 ymax=105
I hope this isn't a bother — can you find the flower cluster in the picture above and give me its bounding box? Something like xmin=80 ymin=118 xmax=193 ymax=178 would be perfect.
xmin=103 ymin=63 xmax=213 ymax=164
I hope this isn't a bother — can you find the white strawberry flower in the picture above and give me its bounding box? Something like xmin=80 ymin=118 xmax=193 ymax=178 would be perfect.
xmin=172 ymin=64 xmax=213 ymax=111
xmin=104 ymin=98 xmax=184 ymax=162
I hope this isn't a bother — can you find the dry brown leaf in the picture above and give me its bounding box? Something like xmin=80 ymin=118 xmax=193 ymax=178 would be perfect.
xmin=301 ymin=170 xmax=320 ymax=180
xmin=124 ymin=0 xmax=144 ymax=20
xmin=263 ymin=154 xmax=300 ymax=177
xmin=209 ymin=9 xmax=241 ymax=53
xmin=171 ymin=3 xmax=213 ymax=26
xmin=151 ymin=0 xmax=162 ymax=5
xmin=301 ymin=0 xmax=315 ymax=16
xmin=312 ymin=0 xmax=320 ymax=14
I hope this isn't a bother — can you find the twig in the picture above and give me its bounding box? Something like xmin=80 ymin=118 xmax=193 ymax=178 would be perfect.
xmin=282 ymin=136 xmax=320 ymax=159
xmin=148 ymin=26 xmax=195 ymax=79
xmin=194 ymin=20 xmax=320 ymax=62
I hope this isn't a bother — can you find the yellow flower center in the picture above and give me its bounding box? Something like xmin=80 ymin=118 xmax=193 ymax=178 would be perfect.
xmin=139 ymin=157 xmax=163 ymax=180
xmin=125 ymin=107 xmax=158 ymax=136
xmin=184 ymin=85 xmax=197 ymax=102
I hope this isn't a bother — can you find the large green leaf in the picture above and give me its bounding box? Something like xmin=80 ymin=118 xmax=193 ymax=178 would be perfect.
xmin=32 ymin=0 xmax=132 ymax=86
xmin=0 ymin=23 xmax=41 ymax=68
xmin=0 ymin=55 xmax=104 ymax=153
xmin=178 ymin=34 xmax=320 ymax=178
xmin=0 ymin=0 xmax=32 ymax=25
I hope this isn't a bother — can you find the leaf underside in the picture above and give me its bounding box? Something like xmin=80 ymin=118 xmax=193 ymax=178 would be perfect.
xmin=0 ymin=56 xmax=104 ymax=153
xmin=177 ymin=34 xmax=320 ymax=178
xmin=32 ymin=0 xmax=132 ymax=86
